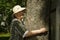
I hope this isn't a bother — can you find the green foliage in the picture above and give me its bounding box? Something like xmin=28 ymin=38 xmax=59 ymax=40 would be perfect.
xmin=0 ymin=0 xmax=26 ymax=33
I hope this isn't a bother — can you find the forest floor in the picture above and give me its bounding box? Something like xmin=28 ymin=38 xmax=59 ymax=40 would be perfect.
xmin=0 ymin=33 xmax=10 ymax=37
xmin=0 ymin=33 xmax=10 ymax=40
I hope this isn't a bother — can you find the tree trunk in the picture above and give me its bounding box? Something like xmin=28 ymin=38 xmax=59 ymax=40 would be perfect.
xmin=24 ymin=0 xmax=50 ymax=40
xmin=56 ymin=0 xmax=60 ymax=40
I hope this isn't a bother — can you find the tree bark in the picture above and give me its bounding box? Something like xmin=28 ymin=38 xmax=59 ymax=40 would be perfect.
xmin=24 ymin=0 xmax=50 ymax=40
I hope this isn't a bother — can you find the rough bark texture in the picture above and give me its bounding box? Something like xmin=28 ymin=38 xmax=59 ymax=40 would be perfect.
xmin=24 ymin=0 xmax=50 ymax=40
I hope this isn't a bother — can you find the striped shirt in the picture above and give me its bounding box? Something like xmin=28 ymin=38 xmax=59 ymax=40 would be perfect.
xmin=9 ymin=18 xmax=27 ymax=40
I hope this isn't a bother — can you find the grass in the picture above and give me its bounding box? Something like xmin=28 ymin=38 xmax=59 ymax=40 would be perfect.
xmin=0 ymin=33 xmax=10 ymax=40
xmin=0 ymin=33 xmax=10 ymax=37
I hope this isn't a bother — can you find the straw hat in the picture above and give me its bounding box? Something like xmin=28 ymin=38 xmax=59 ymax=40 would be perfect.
xmin=13 ymin=5 xmax=26 ymax=14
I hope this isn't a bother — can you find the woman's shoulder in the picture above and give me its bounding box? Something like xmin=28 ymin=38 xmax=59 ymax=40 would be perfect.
xmin=12 ymin=18 xmax=18 ymax=22
xmin=11 ymin=18 xmax=19 ymax=24
xmin=11 ymin=18 xmax=19 ymax=26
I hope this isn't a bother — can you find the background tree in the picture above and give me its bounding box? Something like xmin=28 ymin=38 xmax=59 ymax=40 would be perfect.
xmin=24 ymin=0 xmax=50 ymax=40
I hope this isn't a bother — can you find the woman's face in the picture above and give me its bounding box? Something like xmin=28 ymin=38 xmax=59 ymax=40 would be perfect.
xmin=14 ymin=11 xmax=24 ymax=19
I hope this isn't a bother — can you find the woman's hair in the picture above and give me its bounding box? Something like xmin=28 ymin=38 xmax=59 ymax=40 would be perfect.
xmin=11 ymin=14 xmax=16 ymax=19
xmin=12 ymin=12 xmax=24 ymax=18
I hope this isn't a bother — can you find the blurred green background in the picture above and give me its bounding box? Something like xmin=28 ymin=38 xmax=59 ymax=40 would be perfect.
xmin=0 ymin=0 xmax=26 ymax=40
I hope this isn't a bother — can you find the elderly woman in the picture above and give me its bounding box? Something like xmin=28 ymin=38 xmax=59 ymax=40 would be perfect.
xmin=9 ymin=5 xmax=47 ymax=40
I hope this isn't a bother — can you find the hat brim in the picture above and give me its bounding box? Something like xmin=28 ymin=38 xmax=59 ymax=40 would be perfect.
xmin=19 ymin=8 xmax=26 ymax=12
xmin=13 ymin=7 xmax=26 ymax=14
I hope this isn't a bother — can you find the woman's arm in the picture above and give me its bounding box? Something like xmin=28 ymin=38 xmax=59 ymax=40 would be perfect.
xmin=23 ymin=28 xmax=48 ymax=38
